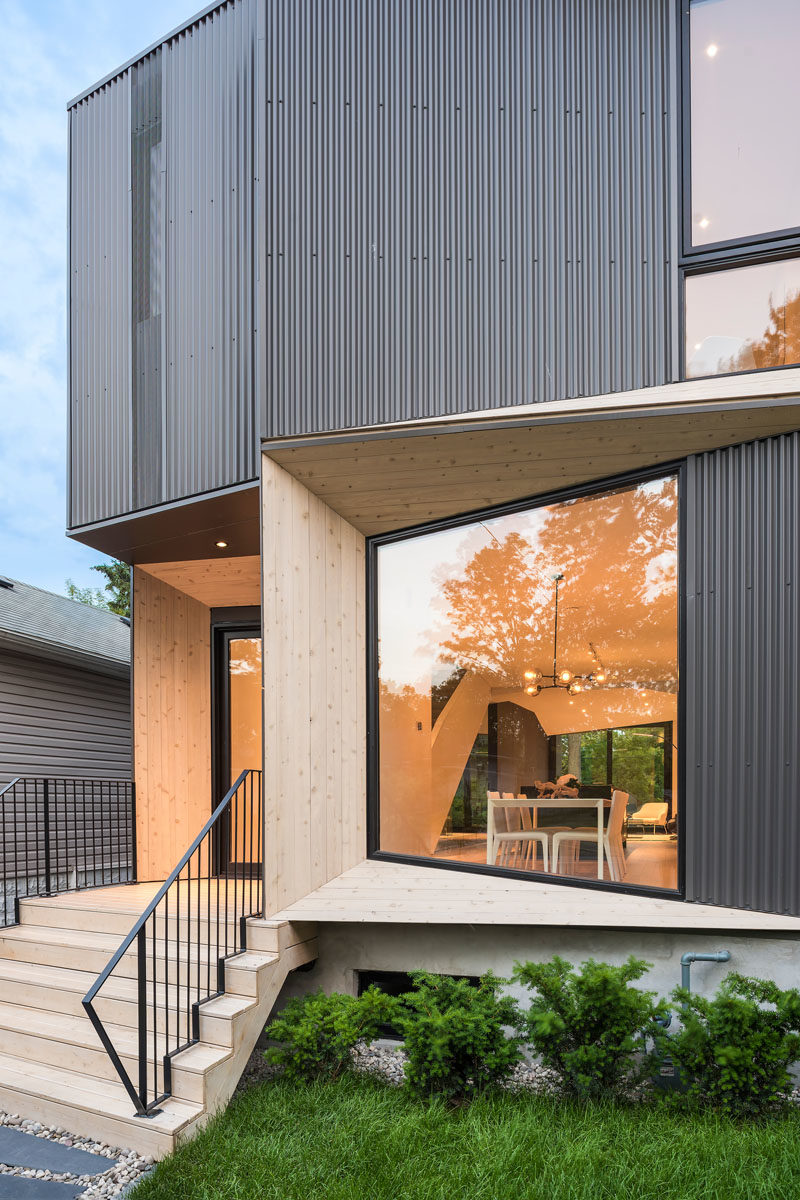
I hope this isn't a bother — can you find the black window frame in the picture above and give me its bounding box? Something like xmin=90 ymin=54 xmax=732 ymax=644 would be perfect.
xmin=365 ymin=462 xmax=687 ymax=903
xmin=679 ymin=0 xmax=800 ymax=380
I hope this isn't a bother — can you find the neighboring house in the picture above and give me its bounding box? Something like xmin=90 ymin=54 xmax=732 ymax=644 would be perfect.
xmin=0 ymin=576 xmax=131 ymax=787
xmin=2 ymin=0 xmax=799 ymax=1157
xmin=0 ymin=578 xmax=133 ymax=911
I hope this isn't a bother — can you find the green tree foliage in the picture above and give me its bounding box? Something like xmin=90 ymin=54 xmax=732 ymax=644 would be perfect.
xmin=396 ymin=971 xmax=523 ymax=1104
xmin=92 ymin=560 xmax=131 ymax=616
xmin=513 ymin=956 xmax=668 ymax=1100
xmin=65 ymin=559 xmax=131 ymax=618
xmin=665 ymin=974 xmax=800 ymax=1117
xmin=263 ymin=987 xmax=396 ymax=1082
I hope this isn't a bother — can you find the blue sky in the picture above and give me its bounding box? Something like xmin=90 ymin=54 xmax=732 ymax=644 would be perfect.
xmin=0 ymin=0 xmax=194 ymax=595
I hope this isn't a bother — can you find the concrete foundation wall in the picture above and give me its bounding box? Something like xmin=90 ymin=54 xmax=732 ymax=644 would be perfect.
xmin=276 ymin=922 xmax=800 ymax=1013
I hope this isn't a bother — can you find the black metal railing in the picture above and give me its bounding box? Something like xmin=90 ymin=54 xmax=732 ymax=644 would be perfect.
xmin=0 ymin=776 xmax=136 ymax=928
xmin=82 ymin=769 xmax=263 ymax=1115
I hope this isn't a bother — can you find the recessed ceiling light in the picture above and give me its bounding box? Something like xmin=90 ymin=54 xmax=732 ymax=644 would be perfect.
xmin=694 ymin=342 xmax=702 ymax=351
xmin=215 ymin=540 xmax=228 ymax=548
xmin=698 ymin=217 xmax=710 ymax=229
xmin=705 ymin=43 xmax=718 ymax=58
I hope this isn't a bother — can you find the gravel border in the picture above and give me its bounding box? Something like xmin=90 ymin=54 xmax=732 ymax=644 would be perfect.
xmin=0 ymin=1114 xmax=153 ymax=1199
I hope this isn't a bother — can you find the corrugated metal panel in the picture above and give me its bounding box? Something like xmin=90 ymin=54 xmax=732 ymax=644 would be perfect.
xmin=163 ymin=0 xmax=260 ymax=499
xmin=263 ymin=0 xmax=677 ymax=437
xmin=0 ymin=649 xmax=132 ymax=788
xmin=68 ymin=0 xmax=260 ymax=527
xmin=69 ymin=75 xmax=132 ymax=527
xmin=685 ymin=434 xmax=800 ymax=915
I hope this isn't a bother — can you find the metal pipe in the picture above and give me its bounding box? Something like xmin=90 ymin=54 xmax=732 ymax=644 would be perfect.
xmin=680 ymin=950 xmax=731 ymax=994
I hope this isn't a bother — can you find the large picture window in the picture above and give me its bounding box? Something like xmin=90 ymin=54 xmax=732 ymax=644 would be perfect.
xmin=372 ymin=473 xmax=679 ymax=893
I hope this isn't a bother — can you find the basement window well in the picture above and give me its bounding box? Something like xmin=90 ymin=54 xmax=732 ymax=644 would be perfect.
xmin=370 ymin=472 xmax=679 ymax=895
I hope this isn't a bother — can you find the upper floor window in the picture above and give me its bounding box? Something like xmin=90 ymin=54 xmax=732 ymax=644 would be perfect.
xmin=683 ymin=0 xmax=800 ymax=379
xmin=689 ymin=0 xmax=800 ymax=249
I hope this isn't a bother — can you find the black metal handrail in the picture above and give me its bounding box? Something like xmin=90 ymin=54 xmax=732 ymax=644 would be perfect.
xmin=82 ymin=768 xmax=263 ymax=1115
xmin=0 ymin=776 xmax=135 ymax=928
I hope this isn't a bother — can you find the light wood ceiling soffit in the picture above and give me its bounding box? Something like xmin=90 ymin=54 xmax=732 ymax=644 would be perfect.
xmin=138 ymin=556 xmax=261 ymax=607
xmin=264 ymin=396 xmax=800 ymax=535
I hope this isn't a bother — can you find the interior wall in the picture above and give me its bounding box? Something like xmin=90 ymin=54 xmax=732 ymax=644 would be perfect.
xmin=262 ymin=454 xmax=367 ymax=913
xmin=133 ymin=567 xmax=212 ymax=880
xmin=496 ymin=703 xmax=550 ymax=795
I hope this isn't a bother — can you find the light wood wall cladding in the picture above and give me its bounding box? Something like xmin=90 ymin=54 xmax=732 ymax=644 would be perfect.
xmin=133 ymin=568 xmax=212 ymax=880
xmin=137 ymin=557 xmax=261 ymax=607
xmin=261 ymin=455 xmax=366 ymax=914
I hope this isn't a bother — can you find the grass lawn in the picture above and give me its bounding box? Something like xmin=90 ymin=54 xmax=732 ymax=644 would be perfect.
xmin=131 ymin=1075 xmax=800 ymax=1200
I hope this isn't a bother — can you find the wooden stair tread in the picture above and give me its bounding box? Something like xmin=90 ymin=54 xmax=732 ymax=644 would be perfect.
xmin=0 ymin=1050 xmax=202 ymax=1132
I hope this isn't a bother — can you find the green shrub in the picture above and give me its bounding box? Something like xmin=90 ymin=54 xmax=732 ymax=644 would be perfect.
xmin=395 ymin=971 xmax=523 ymax=1103
xmin=513 ymin=955 xmax=668 ymax=1100
xmin=664 ymin=973 xmax=800 ymax=1117
xmin=263 ymin=986 xmax=396 ymax=1081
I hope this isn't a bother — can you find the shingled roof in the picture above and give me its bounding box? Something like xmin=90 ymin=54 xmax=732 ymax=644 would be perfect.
xmin=0 ymin=577 xmax=130 ymax=677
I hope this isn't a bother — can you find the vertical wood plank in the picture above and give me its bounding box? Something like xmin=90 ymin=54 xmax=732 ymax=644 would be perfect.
xmin=324 ymin=513 xmax=343 ymax=882
xmin=262 ymin=462 xmax=281 ymax=912
xmin=308 ymin=491 xmax=328 ymax=889
xmin=290 ymin=474 xmax=312 ymax=906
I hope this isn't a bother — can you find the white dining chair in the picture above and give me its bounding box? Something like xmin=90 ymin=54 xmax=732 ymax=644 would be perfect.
xmin=551 ymin=789 xmax=629 ymax=881
xmin=489 ymin=796 xmax=549 ymax=872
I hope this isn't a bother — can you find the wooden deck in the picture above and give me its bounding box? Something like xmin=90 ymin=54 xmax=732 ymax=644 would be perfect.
xmin=269 ymin=859 xmax=800 ymax=932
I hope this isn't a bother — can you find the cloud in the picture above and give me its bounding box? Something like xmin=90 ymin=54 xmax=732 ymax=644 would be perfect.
xmin=0 ymin=0 xmax=193 ymax=595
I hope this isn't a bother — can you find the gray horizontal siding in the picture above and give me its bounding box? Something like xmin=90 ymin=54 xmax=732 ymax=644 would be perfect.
xmin=685 ymin=434 xmax=800 ymax=915
xmin=264 ymin=0 xmax=677 ymax=435
xmin=68 ymin=0 xmax=261 ymax=527
xmin=0 ymin=649 xmax=132 ymax=788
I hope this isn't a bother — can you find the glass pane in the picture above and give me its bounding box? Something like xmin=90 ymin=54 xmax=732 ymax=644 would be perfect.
xmin=377 ymin=475 xmax=679 ymax=892
xmin=228 ymin=637 xmax=262 ymax=784
xmin=690 ymin=0 xmax=800 ymax=246
xmin=685 ymin=258 xmax=800 ymax=377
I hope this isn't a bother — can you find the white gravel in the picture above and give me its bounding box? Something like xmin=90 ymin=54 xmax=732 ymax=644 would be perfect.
xmin=0 ymin=1112 xmax=154 ymax=1198
xmin=240 ymin=1038 xmax=561 ymax=1095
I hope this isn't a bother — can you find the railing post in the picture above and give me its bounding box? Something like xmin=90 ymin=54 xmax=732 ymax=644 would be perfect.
xmin=137 ymin=926 xmax=149 ymax=1110
xmin=130 ymin=783 xmax=137 ymax=883
xmin=43 ymin=780 xmax=52 ymax=895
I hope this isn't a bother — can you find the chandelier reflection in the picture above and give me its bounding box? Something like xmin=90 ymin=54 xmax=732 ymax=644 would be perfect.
xmin=523 ymin=573 xmax=608 ymax=697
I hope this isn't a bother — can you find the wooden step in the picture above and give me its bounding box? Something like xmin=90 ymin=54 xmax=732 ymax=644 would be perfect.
xmin=0 ymin=1049 xmax=202 ymax=1158
xmin=0 ymin=894 xmax=319 ymax=1157
xmin=0 ymin=923 xmax=226 ymax=983
xmin=18 ymin=895 xmax=242 ymax=943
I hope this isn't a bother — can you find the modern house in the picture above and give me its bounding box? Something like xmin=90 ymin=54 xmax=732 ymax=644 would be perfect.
xmin=1 ymin=0 xmax=800 ymax=1156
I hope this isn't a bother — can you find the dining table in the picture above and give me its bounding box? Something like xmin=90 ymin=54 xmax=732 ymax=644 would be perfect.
xmin=486 ymin=795 xmax=608 ymax=878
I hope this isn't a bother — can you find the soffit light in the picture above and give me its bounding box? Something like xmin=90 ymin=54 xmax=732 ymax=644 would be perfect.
xmin=522 ymin=574 xmax=609 ymax=697
xmin=215 ymin=540 xmax=228 ymax=548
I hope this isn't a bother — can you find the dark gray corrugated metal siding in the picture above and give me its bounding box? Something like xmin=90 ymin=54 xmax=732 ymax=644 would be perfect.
xmin=69 ymin=76 xmax=132 ymax=527
xmin=685 ymin=434 xmax=800 ymax=915
xmin=68 ymin=0 xmax=261 ymax=528
xmin=0 ymin=649 xmax=132 ymax=788
xmin=163 ymin=0 xmax=260 ymax=501
xmin=264 ymin=0 xmax=677 ymax=436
